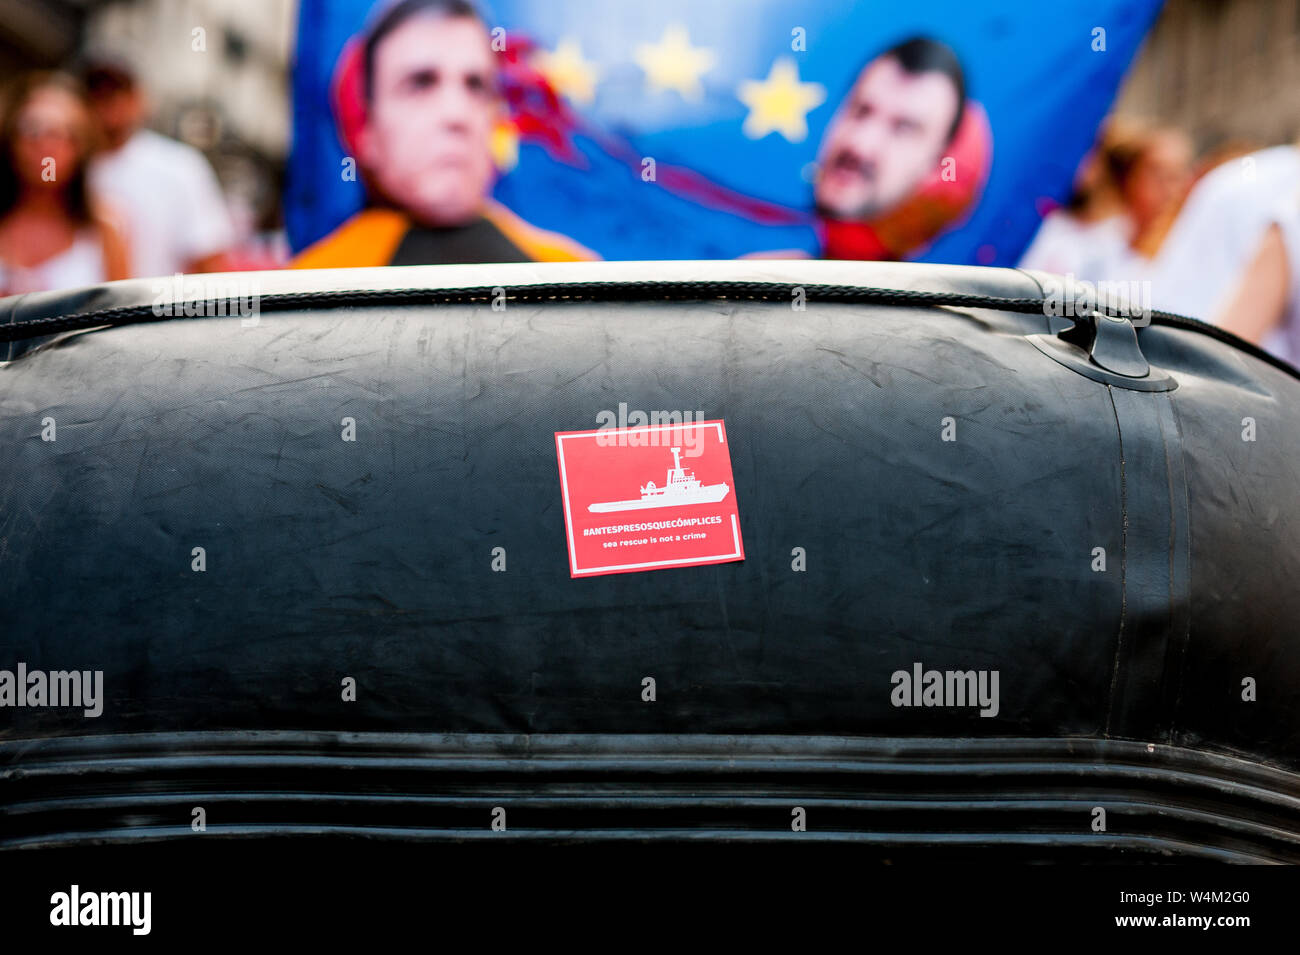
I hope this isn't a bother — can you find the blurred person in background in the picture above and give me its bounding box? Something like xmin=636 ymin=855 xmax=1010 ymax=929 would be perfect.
xmin=1105 ymin=123 xmax=1193 ymax=264
xmin=1191 ymin=137 xmax=1263 ymax=183
xmin=293 ymin=0 xmax=593 ymax=268
xmin=1022 ymin=121 xmax=1192 ymax=284
xmin=80 ymin=59 xmax=234 ymax=278
xmin=1019 ymin=120 xmax=1132 ymax=279
xmin=219 ymin=153 xmax=291 ymax=271
xmin=1144 ymin=142 xmax=1300 ymax=365
xmin=1210 ymin=214 xmax=1300 ymax=363
xmin=0 ymin=73 xmax=129 ymax=295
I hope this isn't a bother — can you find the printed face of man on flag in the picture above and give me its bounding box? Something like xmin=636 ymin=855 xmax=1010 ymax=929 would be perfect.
xmin=293 ymin=0 xmax=597 ymax=269
xmin=815 ymin=42 xmax=963 ymax=221
xmin=291 ymin=1 xmax=1159 ymax=265
xmin=810 ymin=36 xmax=993 ymax=261
xmin=357 ymin=3 xmax=500 ymax=226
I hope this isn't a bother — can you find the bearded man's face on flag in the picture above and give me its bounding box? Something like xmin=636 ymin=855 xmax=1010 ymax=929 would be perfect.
xmin=357 ymin=9 xmax=500 ymax=226
xmin=815 ymin=51 xmax=962 ymax=221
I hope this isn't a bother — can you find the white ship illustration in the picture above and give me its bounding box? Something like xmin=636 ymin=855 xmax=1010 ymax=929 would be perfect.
xmin=588 ymin=447 xmax=730 ymax=513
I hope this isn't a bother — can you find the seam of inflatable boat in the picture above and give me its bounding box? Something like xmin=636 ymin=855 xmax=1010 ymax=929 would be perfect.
xmin=3 ymin=734 xmax=1298 ymax=859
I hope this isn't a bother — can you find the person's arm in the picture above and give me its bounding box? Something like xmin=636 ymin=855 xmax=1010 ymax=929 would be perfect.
xmin=178 ymin=148 xmax=235 ymax=274
xmin=185 ymin=251 xmax=231 ymax=273
xmin=98 ymin=217 xmax=131 ymax=282
xmin=1214 ymin=223 xmax=1290 ymax=345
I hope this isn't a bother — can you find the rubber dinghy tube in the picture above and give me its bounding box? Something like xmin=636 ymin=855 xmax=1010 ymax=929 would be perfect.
xmin=1 ymin=260 xmax=1298 ymax=860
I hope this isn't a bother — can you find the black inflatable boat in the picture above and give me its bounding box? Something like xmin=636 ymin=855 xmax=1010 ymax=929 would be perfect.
xmin=2 ymin=261 xmax=1298 ymax=861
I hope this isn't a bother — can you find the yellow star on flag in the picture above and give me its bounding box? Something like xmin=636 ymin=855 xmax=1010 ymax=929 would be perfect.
xmin=534 ymin=37 xmax=600 ymax=106
xmin=635 ymin=23 xmax=717 ymax=101
xmin=737 ymin=57 xmax=826 ymax=143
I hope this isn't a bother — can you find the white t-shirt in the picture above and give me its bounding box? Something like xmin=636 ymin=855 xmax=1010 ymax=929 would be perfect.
xmin=0 ymin=229 xmax=106 ymax=294
xmin=1018 ymin=210 xmax=1132 ymax=283
xmin=1138 ymin=145 xmax=1300 ymax=366
xmin=1267 ymin=187 xmax=1300 ymax=365
xmin=1146 ymin=146 xmax=1300 ymax=320
xmin=89 ymin=128 xmax=234 ymax=279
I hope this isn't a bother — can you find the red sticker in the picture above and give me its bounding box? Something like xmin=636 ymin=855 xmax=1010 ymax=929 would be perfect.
xmin=555 ymin=419 xmax=745 ymax=577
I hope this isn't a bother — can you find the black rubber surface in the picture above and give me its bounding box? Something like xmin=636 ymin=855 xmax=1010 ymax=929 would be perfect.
xmin=1 ymin=261 xmax=1297 ymax=851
